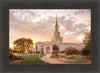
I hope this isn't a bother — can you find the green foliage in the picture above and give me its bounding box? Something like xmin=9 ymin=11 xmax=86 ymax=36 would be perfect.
xmin=50 ymin=54 xmax=59 ymax=59
xmin=60 ymin=51 xmax=64 ymax=53
xmin=36 ymin=51 xmax=40 ymax=53
xmin=81 ymin=48 xmax=91 ymax=55
xmin=9 ymin=48 xmax=23 ymax=61
xmin=9 ymin=51 xmax=23 ymax=61
xmin=13 ymin=38 xmax=34 ymax=53
xmin=81 ymin=31 xmax=91 ymax=55
xmin=65 ymin=55 xmax=89 ymax=59
xmin=57 ymin=53 xmax=66 ymax=57
xmin=9 ymin=51 xmax=15 ymax=59
xmin=53 ymin=50 xmax=58 ymax=55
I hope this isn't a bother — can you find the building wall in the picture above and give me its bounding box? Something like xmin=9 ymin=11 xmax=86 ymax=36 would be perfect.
xmin=35 ymin=42 xmax=85 ymax=54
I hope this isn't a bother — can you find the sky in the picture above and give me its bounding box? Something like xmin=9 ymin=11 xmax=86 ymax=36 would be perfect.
xmin=9 ymin=9 xmax=91 ymax=48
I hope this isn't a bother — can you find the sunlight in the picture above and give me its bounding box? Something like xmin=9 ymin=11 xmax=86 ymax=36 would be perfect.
xmin=77 ymin=35 xmax=84 ymax=42
xmin=9 ymin=44 xmax=14 ymax=49
xmin=60 ymin=25 xmax=65 ymax=30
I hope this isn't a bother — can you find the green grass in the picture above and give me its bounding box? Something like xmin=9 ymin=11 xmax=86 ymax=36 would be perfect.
xmin=20 ymin=54 xmax=47 ymax=64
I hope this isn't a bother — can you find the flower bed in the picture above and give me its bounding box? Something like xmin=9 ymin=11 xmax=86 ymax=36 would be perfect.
xmin=57 ymin=53 xmax=66 ymax=57
xmin=65 ymin=47 xmax=79 ymax=55
xmin=53 ymin=50 xmax=59 ymax=55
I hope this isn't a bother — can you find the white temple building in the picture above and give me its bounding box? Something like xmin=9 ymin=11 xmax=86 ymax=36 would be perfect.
xmin=35 ymin=15 xmax=85 ymax=54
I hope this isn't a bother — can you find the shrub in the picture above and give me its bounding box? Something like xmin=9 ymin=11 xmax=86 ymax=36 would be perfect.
xmin=53 ymin=50 xmax=59 ymax=55
xmin=65 ymin=55 xmax=90 ymax=59
xmin=60 ymin=51 xmax=64 ymax=53
xmin=65 ymin=47 xmax=79 ymax=55
xmin=81 ymin=48 xmax=90 ymax=55
xmin=57 ymin=53 xmax=66 ymax=57
xmin=9 ymin=51 xmax=24 ymax=61
xmin=36 ymin=51 xmax=40 ymax=53
xmin=50 ymin=54 xmax=59 ymax=59
xmin=65 ymin=55 xmax=82 ymax=59
xmin=9 ymin=51 xmax=15 ymax=59
xmin=53 ymin=44 xmax=59 ymax=50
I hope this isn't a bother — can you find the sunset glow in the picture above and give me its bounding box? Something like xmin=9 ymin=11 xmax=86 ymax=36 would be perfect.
xmin=9 ymin=9 xmax=91 ymax=48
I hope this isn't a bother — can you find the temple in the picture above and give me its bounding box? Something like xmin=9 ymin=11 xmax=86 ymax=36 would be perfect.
xmin=52 ymin=14 xmax=63 ymax=43
xmin=35 ymin=15 xmax=85 ymax=54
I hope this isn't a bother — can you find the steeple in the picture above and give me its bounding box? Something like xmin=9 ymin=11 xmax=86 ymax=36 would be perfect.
xmin=52 ymin=14 xmax=63 ymax=43
xmin=56 ymin=14 xmax=57 ymax=25
xmin=55 ymin=14 xmax=59 ymax=33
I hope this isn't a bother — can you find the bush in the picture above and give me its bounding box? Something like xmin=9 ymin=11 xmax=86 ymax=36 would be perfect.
xmin=53 ymin=50 xmax=59 ymax=55
xmin=36 ymin=51 xmax=40 ymax=53
xmin=53 ymin=44 xmax=59 ymax=50
xmin=65 ymin=55 xmax=85 ymax=59
xmin=57 ymin=53 xmax=66 ymax=57
xmin=9 ymin=51 xmax=24 ymax=61
xmin=60 ymin=51 xmax=64 ymax=53
xmin=81 ymin=48 xmax=90 ymax=55
xmin=65 ymin=47 xmax=80 ymax=55
xmin=50 ymin=54 xmax=59 ymax=59
xmin=9 ymin=51 xmax=15 ymax=59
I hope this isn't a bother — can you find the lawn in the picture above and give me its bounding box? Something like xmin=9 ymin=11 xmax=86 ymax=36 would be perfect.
xmin=20 ymin=54 xmax=47 ymax=64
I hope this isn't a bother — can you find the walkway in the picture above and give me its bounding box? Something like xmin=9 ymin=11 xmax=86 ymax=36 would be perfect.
xmin=41 ymin=54 xmax=91 ymax=64
xmin=9 ymin=60 xmax=22 ymax=64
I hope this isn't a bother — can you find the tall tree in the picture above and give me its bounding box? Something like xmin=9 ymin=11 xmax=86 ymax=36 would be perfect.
xmin=83 ymin=31 xmax=91 ymax=49
xmin=81 ymin=31 xmax=91 ymax=55
xmin=13 ymin=38 xmax=34 ymax=52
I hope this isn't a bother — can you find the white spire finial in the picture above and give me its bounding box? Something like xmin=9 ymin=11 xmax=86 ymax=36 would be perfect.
xmin=56 ymin=14 xmax=57 ymax=25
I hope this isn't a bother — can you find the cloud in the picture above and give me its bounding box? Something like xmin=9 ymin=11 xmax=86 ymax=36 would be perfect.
xmin=9 ymin=9 xmax=91 ymax=44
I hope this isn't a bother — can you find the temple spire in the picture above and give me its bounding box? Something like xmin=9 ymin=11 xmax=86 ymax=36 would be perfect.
xmin=52 ymin=14 xmax=63 ymax=43
xmin=56 ymin=14 xmax=57 ymax=25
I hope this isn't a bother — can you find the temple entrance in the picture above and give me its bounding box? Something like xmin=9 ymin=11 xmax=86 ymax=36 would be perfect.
xmin=46 ymin=47 xmax=50 ymax=54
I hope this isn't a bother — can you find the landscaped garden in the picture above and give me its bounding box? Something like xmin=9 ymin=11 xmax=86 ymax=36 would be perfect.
xmin=9 ymin=52 xmax=47 ymax=64
xmin=20 ymin=54 xmax=46 ymax=64
xmin=50 ymin=46 xmax=91 ymax=61
xmin=9 ymin=31 xmax=91 ymax=64
xmin=50 ymin=31 xmax=91 ymax=61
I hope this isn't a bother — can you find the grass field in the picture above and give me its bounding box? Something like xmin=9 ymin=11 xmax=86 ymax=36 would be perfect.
xmin=20 ymin=54 xmax=47 ymax=64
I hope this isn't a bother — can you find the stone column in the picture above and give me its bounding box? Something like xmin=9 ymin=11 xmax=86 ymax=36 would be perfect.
xmin=50 ymin=45 xmax=53 ymax=54
xmin=44 ymin=46 xmax=46 ymax=54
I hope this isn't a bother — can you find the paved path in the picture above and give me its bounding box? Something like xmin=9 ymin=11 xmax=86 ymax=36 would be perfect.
xmin=41 ymin=54 xmax=91 ymax=64
xmin=9 ymin=60 xmax=22 ymax=64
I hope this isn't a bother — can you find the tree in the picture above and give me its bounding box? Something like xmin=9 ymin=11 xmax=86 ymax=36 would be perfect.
xmin=81 ymin=31 xmax=91 ymax=55
xmin=13 ymin=38 xmax=34 ymax=52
